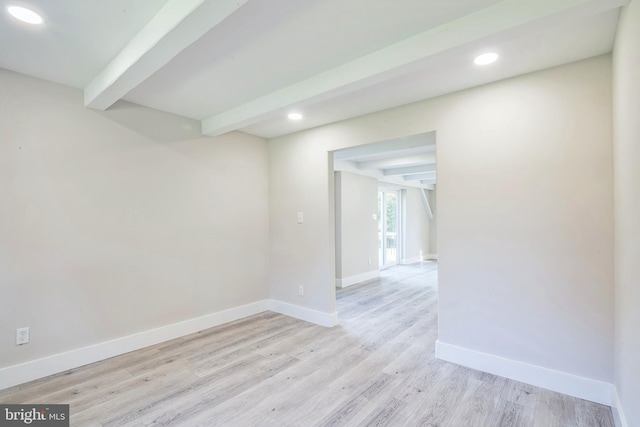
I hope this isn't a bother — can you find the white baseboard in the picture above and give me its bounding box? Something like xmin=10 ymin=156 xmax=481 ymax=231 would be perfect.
xmin=401 ymin=256 xmax=422 ymax=265
xmin=268 ymin=300 xmax=339 ymax=327
xmin=612 ymin=386 xmax=628 ymax=427
xmin=436 ymin=340 xmax=614 ymax=406
xmin=423 ymin=253 xmax=438 ymax=260
xmin=0 ymin=300 xmax=270 ymax=391
xmin=336 ymin=270 xmax=379 ymax=288
xmin=1 ymin=299 xmax=339 ymax=391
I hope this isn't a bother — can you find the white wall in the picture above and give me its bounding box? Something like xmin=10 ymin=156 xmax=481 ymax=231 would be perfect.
xmin=436 ymin=55 xmax=613 ymax=395
xmin=334 ymin=172 xmax=378 ymax=282
xmin=428 ymin=189 xmax=438 ymax=257
xmin=0 ymin=69 xmax=270 ymax=369
xmin=403 ymin=188 xmax=430 ymax=263
xmin=613 ymin=1 xmax=640 ymax=424
xmin=268 ymin=136 xmax=337 ymax=313
xmin=268 ymin=55 xmax=613 ymax=389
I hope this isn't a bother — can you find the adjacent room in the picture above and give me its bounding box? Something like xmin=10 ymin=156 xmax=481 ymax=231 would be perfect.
xmin=333 ymin=133 xmax=436 ymax=289
xmin=1 ymin=0 xmax=638 ymax=426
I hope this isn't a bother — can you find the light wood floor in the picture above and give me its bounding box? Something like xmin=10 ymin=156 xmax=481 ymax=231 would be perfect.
xmin=0 ymin=262 xmax=614 ymax=426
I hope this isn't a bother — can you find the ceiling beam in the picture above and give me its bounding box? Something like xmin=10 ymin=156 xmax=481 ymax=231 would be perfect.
xmin=357 ymin=154 xmax=436 ymax=170
xmin=405 ymin=173 xmax=437 ymax=181
xmin=84 ymin=0 xmax=249 ymax=110
xmin=334 ymin=160 xmax=433 ymax=190
xmin=201 ymin=0 xmax=628 ymax=135
xmin=334 ymin=132 xmax=435 ymax=161
xmin=421 ymin=179 xmax=437 ymax=185
xmin=383 ymin=164 xmax=437 ymax=176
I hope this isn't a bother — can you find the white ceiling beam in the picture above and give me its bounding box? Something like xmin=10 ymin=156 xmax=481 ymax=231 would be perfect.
xmin=333 ymin=132 xmax=435 ymax=161
xmin=201 ymin=0 xmax=628 ymax=135
xmin=334 ymin=160 xmax=433 ymax=190
xmin=383 ymin=164 xmax=437 ymax=176
xmin=84 ymin=0 xmax=249 ymax=110
xmin=421 ymin=179 xmax=438 ymax=185
xmin=357 ymin=154 xmax=436 ymax=170
xmin=405 ymin=173 xmax=437 ymax=181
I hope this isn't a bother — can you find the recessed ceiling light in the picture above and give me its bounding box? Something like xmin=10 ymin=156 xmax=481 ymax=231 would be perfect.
xmin=7 ymin=5 xmax=44 ymax=24
xmin=474 ymin=52 xmax=498 ymax=66
xmin=288 ymin=113 xmax=303 ymax=120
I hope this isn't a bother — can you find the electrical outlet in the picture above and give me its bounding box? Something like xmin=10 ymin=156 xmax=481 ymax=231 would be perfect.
xmin=16 ymin=327 xmax=29 ymax=345
xmin=368 ymin=257 xmax=372 ymax=265
xmin=298 ymin=285 xmax=304 ymax=296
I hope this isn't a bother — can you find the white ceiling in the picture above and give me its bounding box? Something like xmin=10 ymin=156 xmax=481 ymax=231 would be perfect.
xmin=243 ymin=8 xmax=620 ymax=138
xmin=0 ymin=0 xmax=628 ymax=138
xmin=0 ymin=0 xmax=168 ymax=88
xmin=0 ymin=0 xmax=626 ymax=143
xmin=122 ymin=0 xmax=502 ymax=120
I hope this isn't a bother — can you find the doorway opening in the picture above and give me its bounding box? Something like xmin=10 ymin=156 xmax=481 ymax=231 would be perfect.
xmin=331 ymin=131 xmax=437 ymax=300
xmin=378 ymin=188 xmax=401 ymax=268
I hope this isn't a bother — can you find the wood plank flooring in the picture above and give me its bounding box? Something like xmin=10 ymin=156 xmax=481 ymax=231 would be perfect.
xmin=0 ymin=262 xmax=614 ymax=426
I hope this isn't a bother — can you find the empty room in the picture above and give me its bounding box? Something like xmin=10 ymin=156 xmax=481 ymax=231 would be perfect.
xmin=1 ymin=0 xmax=638 ymax=426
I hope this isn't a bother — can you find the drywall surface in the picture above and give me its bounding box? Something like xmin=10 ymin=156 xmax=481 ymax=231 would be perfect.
xmin=437 ymin=55 xmax=613 ymax=382
xmin=428 ymin=189 xmax=438 ymax=256
xmin=0 ymin=69 xmax=269 ymax=368
xmin=613 ymin=1 xmax=640 ymax=424
xmin=404 ymin=188 xmax=430 ymax=263
xmin=268 ymin=135 xmax=337 ymax=312
xmin=334 ymin=172 xmax=379 ymax=279
xmin=268 ymin=55 xmax=613 ymax=382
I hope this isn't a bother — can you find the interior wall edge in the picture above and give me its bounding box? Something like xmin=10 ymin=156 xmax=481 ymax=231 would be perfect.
xmin=268 ymin=300 xmax=339 ymax=327
xmin=335 ymin=270 xmax=380 ymax=288
xmin=612 ymin=386 xmax=629 ymax=427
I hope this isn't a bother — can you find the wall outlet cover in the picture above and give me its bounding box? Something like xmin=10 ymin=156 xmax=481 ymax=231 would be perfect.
xmin=16 ymin=327 xmax=29 ymax=345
